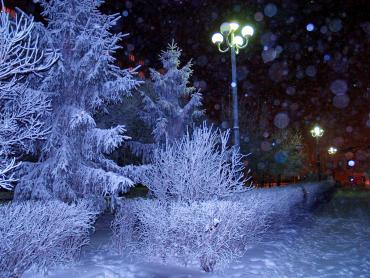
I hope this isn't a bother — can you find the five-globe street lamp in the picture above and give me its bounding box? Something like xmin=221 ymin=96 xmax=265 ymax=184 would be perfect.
xmin=310 ymin=125 xmax=324 ymax=181
xmin=212 ymin=22 xmax=254 ymax=148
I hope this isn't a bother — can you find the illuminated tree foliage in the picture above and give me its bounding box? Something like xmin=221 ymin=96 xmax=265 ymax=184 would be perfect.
xmin=14 ymin=0 xmax=140 ymax=201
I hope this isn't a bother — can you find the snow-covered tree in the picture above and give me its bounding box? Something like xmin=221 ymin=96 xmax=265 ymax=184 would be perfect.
xmin=14 ymin=0 xmax=140 ymax=202
xmin=0 ymin=3 xmax=58 ymax=190
xmin=129 ymin=42 xmax=203 ymax=160
xmin=141 ymin=124 xmax=250 ymax=203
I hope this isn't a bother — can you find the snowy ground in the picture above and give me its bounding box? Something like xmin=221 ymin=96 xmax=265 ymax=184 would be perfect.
xmin=24 ymin=188 xmax=369 ymax=278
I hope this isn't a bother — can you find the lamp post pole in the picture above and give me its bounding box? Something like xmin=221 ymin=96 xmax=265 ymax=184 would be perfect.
xmin=328 ymin=146 xmax=338 ymax=181
xmin=230 ymin=46 xmax=240 ymax=147
xmin=310 ymin=125 xmax=324 ymax=181
xmin=212 ymin=22 xmax=254 ymax=149
xmin=315 ymin=137 xmax=321 ymax=181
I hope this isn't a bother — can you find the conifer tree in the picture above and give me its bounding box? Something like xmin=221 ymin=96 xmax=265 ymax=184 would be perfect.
xmin=15 ymin=0 xmax=140 ymax=201
xmin=129 ymin=42 xmax=203 ymax=160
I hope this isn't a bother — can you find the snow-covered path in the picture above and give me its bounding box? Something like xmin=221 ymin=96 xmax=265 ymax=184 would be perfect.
xmin=24 ymin=189 xmax=369 ymax=278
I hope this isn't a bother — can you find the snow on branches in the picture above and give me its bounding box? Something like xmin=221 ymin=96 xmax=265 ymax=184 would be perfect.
xmin=129 ymin=42 xmax=203 ymax=160
xmin=112 ymin=199 xmax=255 ymax=272
xmin=0 ymin=3 xmax=58 ymax=189
xmin=112 ymin=125 xmax=253 ymax=272
xmin=0 ymin=200 xmax=98 ymax=277
xmin=143 ymin=42 xmax=203 ymax=141
xmin=141 ymin=124 xmax=249 ymax=203
xmin=14 ymin=0 xmax=140 ymax=202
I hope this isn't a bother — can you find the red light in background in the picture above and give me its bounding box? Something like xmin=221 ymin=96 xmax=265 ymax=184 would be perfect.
xmin=128 ymin=55 xmax=135 ymax=62
xmin=2 ymin=7 xmax=16 ymax=18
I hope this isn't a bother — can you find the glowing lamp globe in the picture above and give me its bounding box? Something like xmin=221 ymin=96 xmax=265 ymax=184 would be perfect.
xmin=311 ymin=125 xmax=324 ymax=138
xmin=229 ymin=22 xmax=240 ymax=32
xmin=328 ymin=147 xmax=338 ymax=155
xmin=233 ymin=35 xmax=244 ymax=46
xmin=242 ymin=25 xmax=254 ymax=37
xmin=220 ymin=22 xmax=231 ymax=34
xmin=212 ymin=33 xmax=224 ymax=44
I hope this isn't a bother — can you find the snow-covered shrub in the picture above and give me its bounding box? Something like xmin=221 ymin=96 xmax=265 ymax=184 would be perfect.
xmin=112 ymin=125 xmax=254 ymax=272
xmin=14 ymin=0 xmax=141 ymax=202
xmin=237 ymin=182 xmax=334 ymax=229
xmin=0 ymin=200 xmax=97 ymax=277
xmin=141 ymin=124 xmax=249 ymax=203
xmin=112 ymin=199 xmax=258 ymax=272
xmin=239 ymin=186 xmax=304 ymax=221
xmin=0 ymin=5 xmax=58 ymax=190
xmin=301 ymin=181 xmax=334 ymax=208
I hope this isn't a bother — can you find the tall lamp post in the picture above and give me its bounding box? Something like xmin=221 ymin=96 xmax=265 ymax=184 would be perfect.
xmin=310 ymin=125 xmax=324 ymax=181
xmin=211 ymin=22 xmax=254 ymax=148
xmin=328 ymin=146 xmax=338 ymax=180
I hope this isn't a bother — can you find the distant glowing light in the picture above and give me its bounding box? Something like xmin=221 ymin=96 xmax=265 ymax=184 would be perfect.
xmin=231 ymin=82 xmax=237 ymax=88
xmin=348 ymin=160 xmax=355 ymax=167
xmin=306 ymin=23 xmax=315 ymax=32
xmin=264 ymin=3 xmax=278 ymax=18
xmin=311 ymin=125 xmax=324 ymax=138
xmin=274 ymin=112 xmax=290 ymax=129
xmin=324 ymin=54 xmax=331 ymax=61
xmin=330 ymin=79 xmax=348 ymax=95
xmin=328 ymin=147 xmax=338 ymax=155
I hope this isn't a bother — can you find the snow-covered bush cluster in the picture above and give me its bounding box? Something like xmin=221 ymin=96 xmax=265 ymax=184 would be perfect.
xmin=141 ymin=124 xmax=248 ymax=203
xmin=112 ymin=125 xmax=254 ymax=272
xmin=238 ymin=186 xmax=305 ymax=228
xmin=0 ymin=6 xmax=57 ymax=190
xmin=237 ymin=181 xmax=334 ymax=228
xmin=0 ymin=200 xmax=97 ymax=277
xmin=112 ymin=199 xmax=260 ymax=272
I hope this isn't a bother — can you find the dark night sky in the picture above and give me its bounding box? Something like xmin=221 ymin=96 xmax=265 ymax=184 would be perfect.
xmin=7 ymin=0 xmax=370 ymax=156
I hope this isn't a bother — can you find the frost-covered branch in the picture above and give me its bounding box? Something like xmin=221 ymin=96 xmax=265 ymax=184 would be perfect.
xmin=0 ymin=5 xmax=58 ymax=87
xmin=15 ymin=0 xmax=141 ymax=203
xmin=0 ymin=156 xmax=19 ymax=190
xmin=0 ymin=5 xmax=58 ymax=189
xmin=133 ymin=42 xmax=203 ymax=159
xmin=0 ymin=200 xmax=98 ymax=277
xmin=141 ymin=124 xmax=250 ymax=203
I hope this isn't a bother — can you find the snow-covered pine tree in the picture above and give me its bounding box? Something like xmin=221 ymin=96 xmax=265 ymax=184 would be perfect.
xmin=14 ymin=0 xmax=140 ymax=201
xmin=129 ymin=42 xmax=203 ymax=160
xmin=0 ymin=2 xmax=58 ymax=190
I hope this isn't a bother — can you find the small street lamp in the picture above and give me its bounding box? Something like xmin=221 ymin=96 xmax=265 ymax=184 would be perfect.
xmin=328 ymin=146 xmax=337 ymax=155
xmin=212 ymin=22 xmax=254 ymax=148
xmin=310 ymin=125 xmax=324 ymax=180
